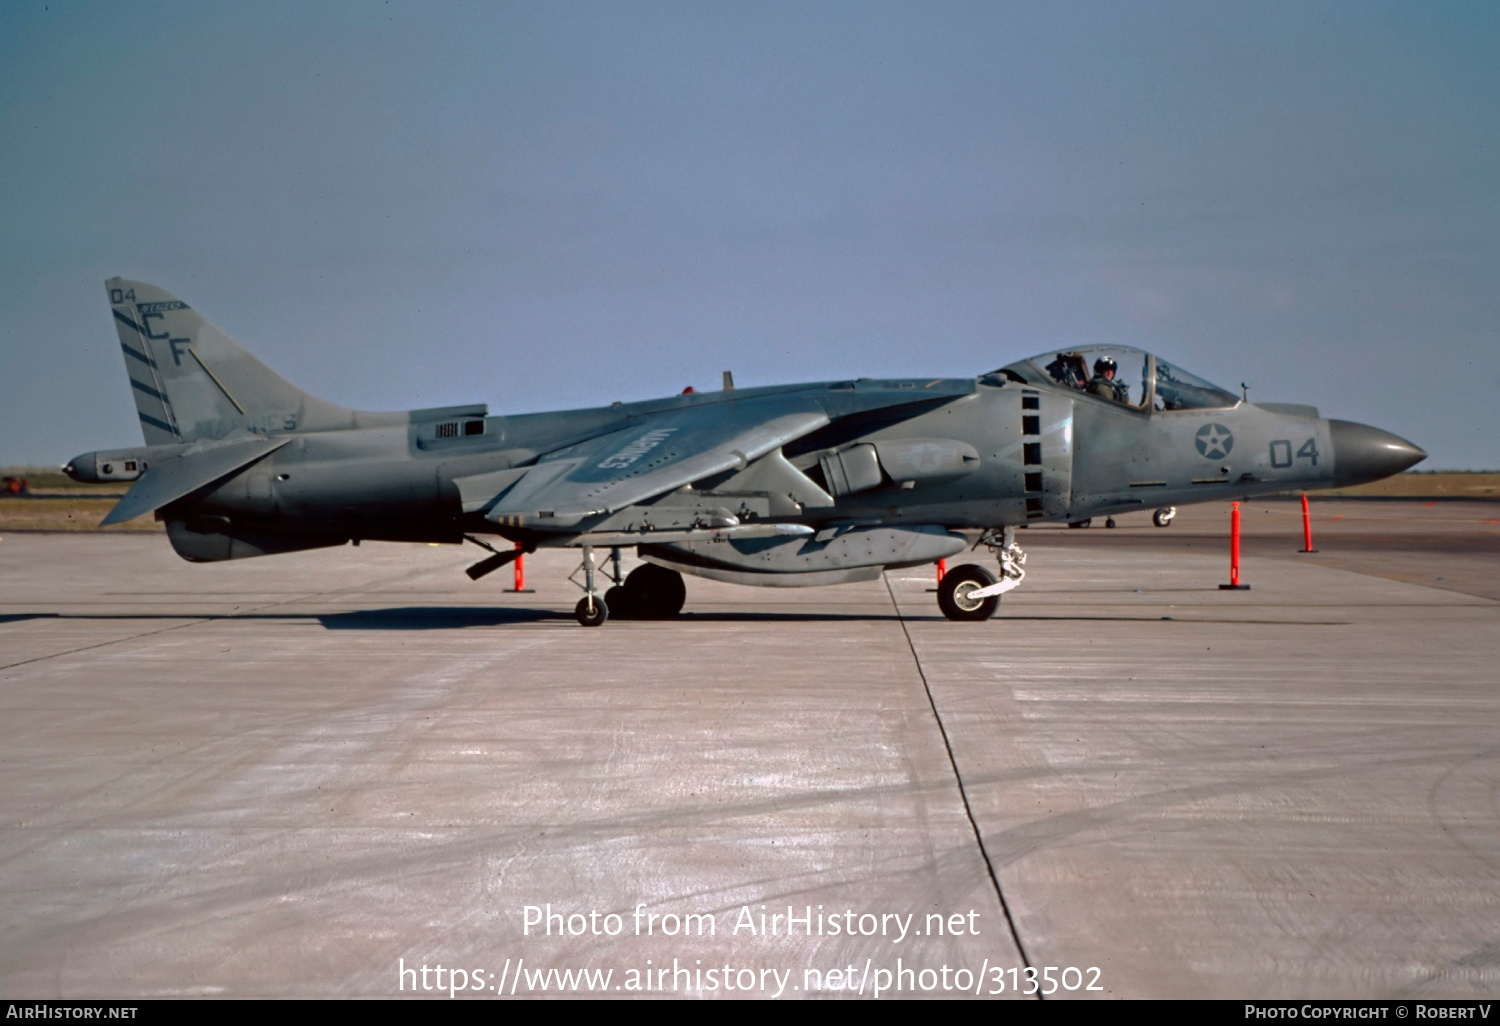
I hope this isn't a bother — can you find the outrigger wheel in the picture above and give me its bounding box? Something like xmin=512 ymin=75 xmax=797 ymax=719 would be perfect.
xmin=622 ymin=564 xmax=687 ymax=619
xmin=937 ymin=563 xmax=1001 ymax=622
xmin=574 ymin=595 xmax=608 ymax=627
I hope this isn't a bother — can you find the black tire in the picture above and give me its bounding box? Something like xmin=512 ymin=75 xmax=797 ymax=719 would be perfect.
xmin=604 ymin=585 xmax=635 ymax=620
xmin=1152 ymin=507 xmax=1176 ymax=528
xmin=574 ymin=595 xmax=608 ymax=627
xmin=937 ymin=564 xmax=1000 ymax=622
xmin=1105 ymin=517 xmax=1117 ymax=528
xmin=624 ymin=564 xmax=686 ymax=619
xmin=1068 ymin=518 xmax=1092 ymax=529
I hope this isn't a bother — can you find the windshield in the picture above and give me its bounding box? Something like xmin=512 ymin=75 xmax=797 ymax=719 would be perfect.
xmin=1150 ymin=359 xmax=1239 ymax=410
xmin=993 ymin=347 xmax=1239 ymax=411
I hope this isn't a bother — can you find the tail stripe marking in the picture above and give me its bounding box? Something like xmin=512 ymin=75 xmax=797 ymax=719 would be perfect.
xmin=120 ymin=342 xmax=156 ymax=368
xmin=112 ymin=309 xmax=147 ymax=334
xmin=113 ymin=306 xmax=180 ymax=440
xmin=130 ymin=378 xmax=167 ymax=402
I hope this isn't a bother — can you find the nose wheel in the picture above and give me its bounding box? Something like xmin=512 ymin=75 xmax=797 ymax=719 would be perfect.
xmin=937 ymin=527 xmax=1027 ymax=622
xmin=937 ymin=564 xmax=1001 ymax=621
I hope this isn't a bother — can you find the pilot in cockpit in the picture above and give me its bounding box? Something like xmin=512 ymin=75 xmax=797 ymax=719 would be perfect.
xmin=1087 ymin=357 xmax=1130 ymax=404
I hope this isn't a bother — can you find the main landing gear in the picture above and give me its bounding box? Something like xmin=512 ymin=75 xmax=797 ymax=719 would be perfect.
xmin=572 ymin=546 xmax=686 ymax=626
xmin=937 ymin=527 xmax=1027 ymax=623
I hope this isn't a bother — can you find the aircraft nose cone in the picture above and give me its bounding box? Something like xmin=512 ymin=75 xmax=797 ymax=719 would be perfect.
xmin=1328 ymin=420 xmax=1426 ymax=488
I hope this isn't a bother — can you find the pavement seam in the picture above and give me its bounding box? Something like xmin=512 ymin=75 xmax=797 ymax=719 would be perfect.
xmin=882 ymin=572 xmax=1039 ymax=993
xmin=0 ymin=619 xmax=208 ymax=671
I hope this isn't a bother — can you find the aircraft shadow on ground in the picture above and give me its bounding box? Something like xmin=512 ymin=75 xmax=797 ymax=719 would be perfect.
xmin=0 ymin=607 xmax=911 ymax=629
xmin=321 ymin=608 xmax=915 ymax=627
xmin=0 ymin=608 xmax=1344 ymax=629
xmin=0 ymin=608 xmax=564 ymax=630
xmin=316 ymin=606 xmax=559 ymax=629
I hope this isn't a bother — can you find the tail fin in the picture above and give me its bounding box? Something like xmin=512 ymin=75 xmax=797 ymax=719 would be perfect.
xmin=107 ymin=278 xmax=355 ymax=444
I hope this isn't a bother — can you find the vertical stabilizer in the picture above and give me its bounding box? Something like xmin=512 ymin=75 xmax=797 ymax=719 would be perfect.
xmin=107 ymin=278 xmax=356 ymax=444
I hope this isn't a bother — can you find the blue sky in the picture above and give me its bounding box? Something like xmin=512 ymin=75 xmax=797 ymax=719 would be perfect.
xmin=2 ymin=0 xmax=1496 ymax=466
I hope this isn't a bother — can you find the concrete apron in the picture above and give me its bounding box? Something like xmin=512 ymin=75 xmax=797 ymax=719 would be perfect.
xmin=1 ymin=534 xmax=1496 ymax=998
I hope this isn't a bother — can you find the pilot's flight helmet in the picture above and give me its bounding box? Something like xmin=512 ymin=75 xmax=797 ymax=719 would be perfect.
xmin=1094 ymin=356 xmax=1117 ymax=376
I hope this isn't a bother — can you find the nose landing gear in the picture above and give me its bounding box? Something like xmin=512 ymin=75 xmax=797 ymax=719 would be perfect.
xmin=936 ymin=527 xmax=1027 ymax=622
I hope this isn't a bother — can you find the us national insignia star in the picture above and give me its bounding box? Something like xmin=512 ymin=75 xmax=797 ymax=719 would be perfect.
xmin=1194 ymin=423 xmax=1234 ymax=459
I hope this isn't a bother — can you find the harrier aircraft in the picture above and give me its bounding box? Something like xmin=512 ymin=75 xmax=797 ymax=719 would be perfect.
xmin=66 ymin=279 xmax=1425 ymax=625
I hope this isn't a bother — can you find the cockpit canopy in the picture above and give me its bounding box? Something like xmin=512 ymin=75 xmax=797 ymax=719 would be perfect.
xmin=991 ymin=346 xmax=1240 ymax=411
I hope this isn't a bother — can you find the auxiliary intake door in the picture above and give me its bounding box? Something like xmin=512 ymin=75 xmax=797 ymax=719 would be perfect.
xmin=1019 ymin=387 xmax=1074 ymax=521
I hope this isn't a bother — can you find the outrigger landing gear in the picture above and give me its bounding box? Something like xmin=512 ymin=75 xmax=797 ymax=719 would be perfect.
xmin=571 ymin=545 xmax=608 ymax=627
xmin=937 ymin=527 xmax=1027 ymax=623
xmin=569 ymin=548 xmax=687 ymax=625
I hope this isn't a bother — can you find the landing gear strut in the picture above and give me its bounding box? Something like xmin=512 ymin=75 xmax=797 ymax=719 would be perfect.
xmin=937 ymin=527 xmax=1027 ymax=622
xmin=569 ymin=548 xmax=686 ymax=625
xmin=572 ymin=545 xmax=608 ymax=626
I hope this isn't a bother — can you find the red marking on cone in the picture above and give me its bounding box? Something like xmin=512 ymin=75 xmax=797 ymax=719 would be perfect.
xmin=936 ymin=558 xmax=946 ymax=583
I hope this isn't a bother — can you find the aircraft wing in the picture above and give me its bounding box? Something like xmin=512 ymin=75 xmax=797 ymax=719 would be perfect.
xmin=101 ymin=435 xmax=291 ymax=525
xmin=481 ymin=393 xmax=833 ymax=528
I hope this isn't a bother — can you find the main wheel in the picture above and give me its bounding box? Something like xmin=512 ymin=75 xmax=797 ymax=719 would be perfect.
xmin=1068 ymin=518 xmax=1092 ymax=529
xmin=937 ymin=564 xmax=1000 ymax=622
xmin=574 ymin=595 xmax=609 ymax=627
xmin=604 ymin=585 xmax=635 ymax=620
xmin=1152 ymin=507 xmax=1177 ymax=528
xmin=624 ymin=564 xmax=686 ymax=619
xmin=1105 ymin=516 xmax=1117 ymax=528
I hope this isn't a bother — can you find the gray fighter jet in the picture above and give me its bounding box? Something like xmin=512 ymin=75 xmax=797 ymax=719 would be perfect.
xmin=66 ymin=279 xmax=1425 ymax=625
